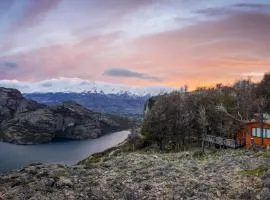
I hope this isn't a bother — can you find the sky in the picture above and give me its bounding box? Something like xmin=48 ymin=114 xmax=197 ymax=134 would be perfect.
xmin=0 ymin=0 xmax=270 ymax=91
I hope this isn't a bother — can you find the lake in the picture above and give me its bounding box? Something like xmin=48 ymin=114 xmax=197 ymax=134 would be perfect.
xmin=0 ymin=130 xmax=130 ymax=172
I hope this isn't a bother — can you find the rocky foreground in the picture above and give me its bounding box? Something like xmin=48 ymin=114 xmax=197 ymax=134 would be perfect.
xmin=0 ymin=149 xmax=269 ymax=200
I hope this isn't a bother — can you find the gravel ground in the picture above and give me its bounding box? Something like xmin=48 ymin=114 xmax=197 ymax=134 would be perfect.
xmin=0 ymin=149 xmax=269 ymax=200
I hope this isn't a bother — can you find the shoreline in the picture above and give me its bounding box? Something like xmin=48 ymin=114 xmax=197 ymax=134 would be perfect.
xmin=0 ymin=130 xmax=130 ymax=173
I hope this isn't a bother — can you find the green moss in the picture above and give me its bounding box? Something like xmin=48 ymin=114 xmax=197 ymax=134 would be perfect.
xmin=256 ymin=151 xmax=270 ymax=158
xmin=238 ymin=165 xmax=270 ymax=177
xmin=54 ymin=168 xmax=69 ymax=178
xmin=77 ymin=155 xmax=102 ymax=166
xmin=192 ymin=150 xmax=206 ymax=159
xmin=77 ymin=144 xmax=122 ymax=166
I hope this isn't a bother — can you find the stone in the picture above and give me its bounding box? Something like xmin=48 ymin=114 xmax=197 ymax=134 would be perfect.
xmin=56 ymin=177 xmax=73 ymax=188
xmin=216 ymin=190 xmax=221 ymax=197
xmin=260 ymin=188 xmax=270 ymax=200
xmin=262 ymin=178 xmax=270 ymax=188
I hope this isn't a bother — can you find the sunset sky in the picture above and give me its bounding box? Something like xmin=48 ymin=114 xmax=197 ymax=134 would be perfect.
xmin=0 ymin=0 xmax=270 ymax=91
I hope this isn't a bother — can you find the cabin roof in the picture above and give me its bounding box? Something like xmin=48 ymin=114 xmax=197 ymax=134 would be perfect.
xmin=247 ymin=113 xmax=270 ymax=125
xmin=264 ymin=114 xmax=270 ymax=124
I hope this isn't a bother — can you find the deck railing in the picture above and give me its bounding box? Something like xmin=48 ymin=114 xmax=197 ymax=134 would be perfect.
xmin=203 ymin=134 xmax=246 ymax=148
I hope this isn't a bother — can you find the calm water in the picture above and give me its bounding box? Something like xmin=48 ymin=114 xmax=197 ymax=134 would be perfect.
xmin=0 ymin=130 xmax=130 ymax=172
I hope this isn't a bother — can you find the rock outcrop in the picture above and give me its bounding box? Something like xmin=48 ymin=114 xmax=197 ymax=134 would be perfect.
xmin=0 ymin=87 xmax=43 ymax=121
xmin=0 ymin=87 xmax=131 ymax=144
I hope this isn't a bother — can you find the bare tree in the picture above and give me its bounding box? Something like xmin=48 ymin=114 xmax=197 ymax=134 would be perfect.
xmin=233 ymin=79 xmax=256 ymax=121
xmin=216 ymin=105 xmax=248 ymax=124
xmin=197 ymin=106 xmax=207 ymax=151
xmin=256 ymin=98 xmax=266 ymax=145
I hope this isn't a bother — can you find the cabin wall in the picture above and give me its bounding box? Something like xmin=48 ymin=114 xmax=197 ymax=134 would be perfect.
xmin=236 ymin=130 xmax=245 ymax=141
xmin=245 ymin=123 xmax=270 ymax=147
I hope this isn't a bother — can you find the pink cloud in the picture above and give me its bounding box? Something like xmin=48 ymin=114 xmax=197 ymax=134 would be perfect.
xmin=1 ymin=3 xmax=270 ymax=89
xmin=129 ymin=11 xmax=270 ymax=88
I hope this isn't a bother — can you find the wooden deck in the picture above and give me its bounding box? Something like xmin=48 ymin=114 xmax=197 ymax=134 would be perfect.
xmin=203 ymin=134 xmax=246 ymax=149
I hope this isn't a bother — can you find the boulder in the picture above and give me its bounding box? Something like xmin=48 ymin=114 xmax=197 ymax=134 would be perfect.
xmin=56 ymin=177 xmax=73 ymax=188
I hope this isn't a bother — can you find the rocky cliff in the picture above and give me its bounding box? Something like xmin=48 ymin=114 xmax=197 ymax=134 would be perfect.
xmin=0 ymin=87 xmax=131 ymax=144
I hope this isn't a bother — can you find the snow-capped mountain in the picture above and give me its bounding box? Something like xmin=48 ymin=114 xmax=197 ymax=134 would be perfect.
xmin=0 ymin=77 xmax=181 ymax=96
xmin=1 ymin=78 xmax=183 ymax=119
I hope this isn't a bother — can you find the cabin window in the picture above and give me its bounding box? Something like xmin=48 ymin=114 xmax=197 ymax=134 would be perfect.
xmin=252 ymin=128 xmax=256 ymax=136
xmin=255 ymin=128 xmax=261 ymax=137
xmin=251 ymin=128 xmax=270 ymax=138
xmin=266 ymin=129 xmax=270 ymax=139
xmin=257 ymin=128 xmax=262 ymax=137
xmin=252 ymin=128 xmax=259 ymax=137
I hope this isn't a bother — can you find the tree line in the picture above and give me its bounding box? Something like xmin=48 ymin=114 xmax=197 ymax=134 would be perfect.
xmin=141 ymin=73 xmax=270 ymax=151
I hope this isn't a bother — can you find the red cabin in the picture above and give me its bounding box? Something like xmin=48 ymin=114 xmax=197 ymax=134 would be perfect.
xmin=237 ymin=115 xmax=270 ymax=148
xmin=203 ymin=114 xmax=270 ymax=149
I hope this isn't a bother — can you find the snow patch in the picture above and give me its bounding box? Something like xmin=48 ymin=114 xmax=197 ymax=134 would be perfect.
xmin=0 ymin=77 xmax=182 ymax=96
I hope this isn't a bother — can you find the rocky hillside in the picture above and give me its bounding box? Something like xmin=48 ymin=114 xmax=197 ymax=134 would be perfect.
xmin=0 ymin=149 xmax=269 ymax=200
xmin=0 ymin=87 xmax=132 ymax=145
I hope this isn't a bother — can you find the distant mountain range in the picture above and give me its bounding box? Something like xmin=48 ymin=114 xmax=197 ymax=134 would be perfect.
xmin=1 ymin=79 xmax=182 ymax=119
xmin=0 ymin=78 xmax=179 ymax=96
xmin=24 ymin=92 xmax=150 ymax=119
